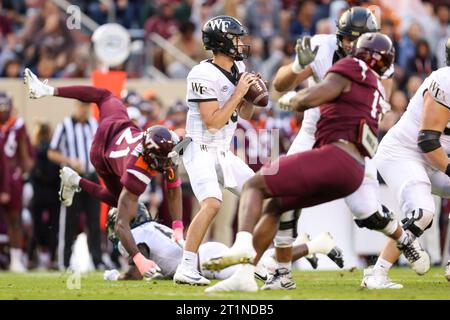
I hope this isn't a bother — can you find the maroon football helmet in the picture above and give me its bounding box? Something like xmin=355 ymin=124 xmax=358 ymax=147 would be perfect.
xmin=353 ymin=32 xmax=395 ymax=76
xmin=0 ymin=92 xmax=12 ymax=124
xmin=141 ymin=125 xmax=178 ymax=172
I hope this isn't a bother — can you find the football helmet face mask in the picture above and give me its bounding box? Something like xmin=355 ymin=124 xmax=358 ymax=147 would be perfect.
xmin=353 ymin=32 xmax=395 ymax=76
xmin=142 ymin=125 xmax=178 ymax=173
xmin=0 ymin=92 xmax=12 ymax=124
xmin=202 ymin=15 xmax=250 ymax=61
xmin=336 ymin=6 xmax=379 ymax=57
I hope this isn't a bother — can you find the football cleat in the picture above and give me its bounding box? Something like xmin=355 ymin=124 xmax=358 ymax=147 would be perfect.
xmin=173 ymin=265 xmax=210 ymax=286
xmin=9 ymin=260 xmax=27 ymax=273
xmin=59 ymin=167 xmax=81 ymax=207
xmin=397 ymin=237 xmax=430 ymax=275
xmin=205 ymin=265 xmax=258 ymax=293
xmin=254 ymin=264 xmax=269 ymax=282
xmin=202 ymin=245 xmax=256 ymax=271
xmin=445 ymin=260 xmax=450 ymax=282
xmin=24 ymin=68 xmax=54 ymax=99
xmin=327 ymin=246 xmax=344 ymax=268
xmin=261 ymin=268 xmax=296 ymax=290
xmin=306 ymin=255 xmax=319 ymax=269
xmin=361 ymin=267 xmax=403 ymax=289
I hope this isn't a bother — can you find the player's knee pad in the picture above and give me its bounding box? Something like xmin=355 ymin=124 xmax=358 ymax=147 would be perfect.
xmin=401 ymin=208 xmax=434 ymax=237
xmin=274 ymin=209 xmax=300 ymax=248
xmin=354 ymin=205 xmax=397 ymax=235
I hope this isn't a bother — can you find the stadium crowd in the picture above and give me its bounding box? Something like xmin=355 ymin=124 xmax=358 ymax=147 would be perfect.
xmin=0 ymin=0 xmax=449 ymax=271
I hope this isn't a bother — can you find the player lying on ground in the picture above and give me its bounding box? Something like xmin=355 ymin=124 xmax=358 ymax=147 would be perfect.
xmin=102 ymin=205 xmax=344 ymax=281
xmin=202 ymin=33 xmax=429 ymax=293
xmin=362 ymin=37 xmax=450 ymax=288
xmin=260 ymin=7 xmax=402 ymax=290
xmin=24 ymin=69 xmax=184 ymax=278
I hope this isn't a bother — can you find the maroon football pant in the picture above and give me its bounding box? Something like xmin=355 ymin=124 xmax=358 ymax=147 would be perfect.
xmin=57 ymin=86 xmax=128 ymax=125
xmin=262 ymin=144 xmax=365 ymax=212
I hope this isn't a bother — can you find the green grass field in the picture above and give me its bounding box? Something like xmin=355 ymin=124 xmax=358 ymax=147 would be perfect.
xmin=0 ymin=267 xmax=449 ymax=300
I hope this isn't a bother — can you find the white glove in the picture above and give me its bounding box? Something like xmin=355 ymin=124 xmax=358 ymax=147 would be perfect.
xmin=277 ymin=91 xmax=297 ymax=111
xmin=103 ymin=269 xmax=120 ymax=281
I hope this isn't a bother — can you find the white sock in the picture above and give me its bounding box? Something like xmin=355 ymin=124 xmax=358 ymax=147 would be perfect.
xmin=233 ymin=231 xmax=253 ymax=250
xmin=181 ymin=250 xmax=198 ymax=270
xmin=374 ymin=257 xmax=393 ymax=273
xmin=277 ymin=261 xmax=292 ymax=271
xmin=306 ymin=237 xmax=330 ymax=255
xmin=10 ymin=248 xmax=23 ymax=264
xmin=236 ymin=263 xmax=255 ymax=278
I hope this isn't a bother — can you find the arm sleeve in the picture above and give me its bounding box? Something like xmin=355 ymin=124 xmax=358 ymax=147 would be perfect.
xmin=186 ymin=67 xmax=219 ymax=102
xmin=428 ymin=71 xmax=450 ymax=109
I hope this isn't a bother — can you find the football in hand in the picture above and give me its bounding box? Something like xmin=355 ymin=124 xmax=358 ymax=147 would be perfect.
xmin=238 ymin=73 xmax=269 ymax=107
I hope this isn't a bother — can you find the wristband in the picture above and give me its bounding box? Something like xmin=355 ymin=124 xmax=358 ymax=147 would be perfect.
xmin=446 ymin=163 xmax=450 ymax=177
xmin=172 ymin=220 xmax=184 ymax=230
xmin=167 ymin=177 xmax=182 ymax=189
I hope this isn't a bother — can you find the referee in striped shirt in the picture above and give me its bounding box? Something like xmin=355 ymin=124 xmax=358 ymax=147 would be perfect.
xmin=48 ymin=101 xmax=103 ymax=270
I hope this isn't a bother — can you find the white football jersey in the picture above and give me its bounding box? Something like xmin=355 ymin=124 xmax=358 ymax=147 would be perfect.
xmin=376 ymin=66 xmax=450 ymax=163
xmin=299 ymin=34 xmax=394 ymax=140
xmin=186 ymin=60 xmax=246 ymax=148
xmin=118 ymin=222 xmax=182 ymax=278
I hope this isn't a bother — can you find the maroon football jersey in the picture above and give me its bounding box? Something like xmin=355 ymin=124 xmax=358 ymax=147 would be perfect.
xmin=314 ymin=56 xmax=384 ymax=157
xmin=89 ymin=114 xmax=159 ymax=198
xmin=0 ymin=117 xmax=33 ymax=179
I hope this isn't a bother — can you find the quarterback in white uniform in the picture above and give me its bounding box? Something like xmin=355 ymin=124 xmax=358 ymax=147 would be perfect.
xmin=173 ymin=15 xmax=260 ymax=285
xmin=259 ymin=7 xmax=413 ymax=290
xmin=363 ymin=38 xmax=450 ymax=288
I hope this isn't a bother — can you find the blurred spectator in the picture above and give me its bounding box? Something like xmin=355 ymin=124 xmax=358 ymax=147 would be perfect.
xmin=28 ymin=120 xmax=60 ymax=270
xmin=259 ymin=36 xmax=286 ymax=82
xmin=1 ymin=58 xmax=22 ymax=78
xmin=405 ymin=74 xmax=424 ymax=99
xmin=60 ymin=45 xmax=91 ymax=78
xmin=289 ymin=0 xmax=317 ymax=39
xmin=145 ymin=1 xmax=180 ymax=72
xmin=0 ymin=5 xmax=13 ymax=38
xmin=20 ymin=2 xmax=75 ymax=74
xmin=88 ymin=0 xmax=137 ymax=29
xmin=246 ymin=36 xmax=264 ymax=74
xmin=405 ymin=39 xmax=437 ymax=79
xmin=127 ymin=106 xmax=142 ymax=127
xmin=398 ymin=21 xmax=423 ymax=69
xmin=163 ymin=100 xmax=187 ymax=136
xmin=390 ymin=90 xmax=408 ymax=115
xmin=433 ymin=4 xmax=450 ymax=67
xmin=144 ymin=2 xmax=180 ymax=39
xmin=163 ymin=20 xmax=208 ymax=78
xmin=245 ymin=0 xmax=281 ymax=44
